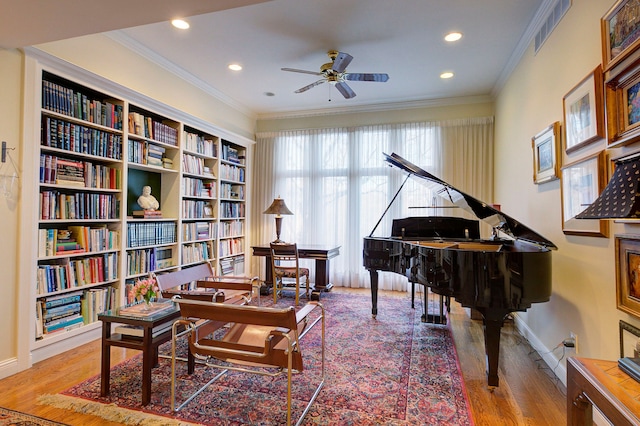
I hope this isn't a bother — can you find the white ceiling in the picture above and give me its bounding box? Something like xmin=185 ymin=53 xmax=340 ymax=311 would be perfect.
xmin=3 ymin=0 xmax=549 ymax=119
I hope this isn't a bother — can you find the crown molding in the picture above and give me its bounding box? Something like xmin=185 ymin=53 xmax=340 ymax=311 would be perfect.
xmin=492 ymin=0 xmax=558 ymax=97
xmin=105 ymin=31 xmax=256 ymax=121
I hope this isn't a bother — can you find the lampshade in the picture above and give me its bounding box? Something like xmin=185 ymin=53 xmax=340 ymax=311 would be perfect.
xmin=263 ymin=197 xmax=293 ymax=243
xmin=576 ymin=155 xmax=640 ymax=219
xmin=263 ymin=198 xmax=293 ymax=216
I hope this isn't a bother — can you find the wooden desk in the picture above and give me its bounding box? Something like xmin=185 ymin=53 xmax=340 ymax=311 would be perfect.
xmin=98 ymin=302 xmax=180 ymax=406
xmin=567 ymin=356 xmax=640 ymax=425
xmin=252 ymin=244 xmax=340 ymax=300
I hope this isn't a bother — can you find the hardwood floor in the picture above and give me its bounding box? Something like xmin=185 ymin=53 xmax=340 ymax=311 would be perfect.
xmin=0 ymin=288 xmax=566 ymax=425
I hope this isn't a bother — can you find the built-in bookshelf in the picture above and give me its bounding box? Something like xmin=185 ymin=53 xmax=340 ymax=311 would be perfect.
xmin=218 ymin=140 xmax=247 ymax=275
xmin=37 ymin=71 xmax=124 ymax=342
xmin=25 ymin=60 xmax=253 ymax=362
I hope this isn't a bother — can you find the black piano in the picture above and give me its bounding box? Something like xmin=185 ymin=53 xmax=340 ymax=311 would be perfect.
xmin=363 ymin=153 xmax=557 ymax=388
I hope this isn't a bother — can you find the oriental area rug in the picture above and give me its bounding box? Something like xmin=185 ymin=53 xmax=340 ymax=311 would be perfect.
xmin=39 ymin=292 xmax=473 ymax=425
xmin=0 ymin=406 xmax=68 ymax=426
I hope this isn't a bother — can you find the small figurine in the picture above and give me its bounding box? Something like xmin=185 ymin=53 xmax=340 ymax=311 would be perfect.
xmin=137 ymin=185 xmax=159 ymax=210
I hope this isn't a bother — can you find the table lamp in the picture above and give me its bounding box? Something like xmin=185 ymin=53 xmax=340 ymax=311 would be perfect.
xmin=263 ymin=197 xmax=293 ymax=243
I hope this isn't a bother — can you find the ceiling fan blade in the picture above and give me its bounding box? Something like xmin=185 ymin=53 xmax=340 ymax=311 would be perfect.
xmin=335 ymin=81 xmax=356 ymax=99
xmin=295 ymin=79 xmax=326 ymax=93
xmin=332 ymin=52 xmax=353 ymax=73
xmin=344 ymin=73 xmax=390 ymax=82
xmin=282 ymin=67 xmax=323 ymax=76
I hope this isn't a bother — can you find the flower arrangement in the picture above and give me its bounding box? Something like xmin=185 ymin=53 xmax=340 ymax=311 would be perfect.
xmin=131 ymin=276 xmax=159 ymax=305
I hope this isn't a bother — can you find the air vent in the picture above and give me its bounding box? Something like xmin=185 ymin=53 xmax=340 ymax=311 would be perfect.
xmin=535 ymin=0 xmax=571 ymax=53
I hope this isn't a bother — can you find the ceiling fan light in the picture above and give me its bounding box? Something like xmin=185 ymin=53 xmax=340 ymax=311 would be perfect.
xmin=445 ymin=32 xmax=462 ymax=42
xmin=171 ymin=19 xmax=190 ymax=30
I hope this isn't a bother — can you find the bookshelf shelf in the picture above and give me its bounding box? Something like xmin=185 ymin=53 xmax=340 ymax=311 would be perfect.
xmin=25 ymin=57 xmax=252 ymax=364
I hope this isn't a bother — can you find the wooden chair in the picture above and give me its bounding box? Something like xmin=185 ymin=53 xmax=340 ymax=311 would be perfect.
xmin=270 ymin=242 xmax=310 ymax=306
xmin=170 ymin=298 xmax=325 ymax=425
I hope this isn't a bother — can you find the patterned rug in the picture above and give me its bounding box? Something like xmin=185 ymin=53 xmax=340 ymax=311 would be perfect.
xmin=41 ymin=292 xmax=473 ymax=425
xmin=0 ymin=406 xmax=68 ymax=425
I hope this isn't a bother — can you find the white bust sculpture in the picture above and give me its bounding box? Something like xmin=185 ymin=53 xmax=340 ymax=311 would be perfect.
xmin=137 ymin=185 xmax=159 ymax=210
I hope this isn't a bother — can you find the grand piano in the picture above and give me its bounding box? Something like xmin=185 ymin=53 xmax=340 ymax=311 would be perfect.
xmin=363 ymin=153 xmax=557 ymax=388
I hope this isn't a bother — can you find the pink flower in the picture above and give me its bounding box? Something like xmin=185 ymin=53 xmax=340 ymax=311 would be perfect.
xmin=130 ymin=277 xmax=158 ymax=302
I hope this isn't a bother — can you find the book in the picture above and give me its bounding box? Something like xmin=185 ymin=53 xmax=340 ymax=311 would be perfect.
xmin=132 ymin=210 xmax=163 ymax=218
xmin=619 ymin=357 xmax=640 ymax=383
xmin=118 ymin=301 xmax=174 ymax=318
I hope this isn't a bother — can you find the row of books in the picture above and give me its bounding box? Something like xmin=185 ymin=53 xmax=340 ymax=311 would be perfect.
xmin=125 ymin=246 xmax=175 ymax=276
xmin=182 ymin=177 xmax=215 ymax=198
xmin=220 ymin=254 xmax=244 ymax=276
xmin=128 ymin=111 xmax=178 ymax=146
xmin=36 ymin=291 xmax=84 ymax=338
xmin=39 ymin=190 xmax=119 ymax=221
xmin=219 ymin=220 xmax=244 ymax=238
xmin=36 ymin=253 xmax=118 ymax=295
xmin=218 ymin=237 xmax=244 ymax=258
xmin=220 ymin=142 xmax=244 ymax=164
xmin=219 ymin=163 xmax=245 ymax=182
xmin=127 ymin=221 xmax=177 ymax=248
xmin=220 ymin=183 xmax=244 ymax=200
xmin=42 ymin=116 xmax=123 ymax=160
xmin=40 ymin=154 xmax=121 ymax=189
xmin=182 ymin=241 xmax=214 ymax=264
xmin=182 ymin=221 xmax=216 ymax=242
xmin=220 ymin=201 xmax=245 ymax=219
xmin=127 ymin=139 xmax=167 ymax=166
xmin=42 ymin=79 xmax=124 ymax=130
xmin=183 ymin=153 xmax=214 ymax=176
xmin=38 ymin=226 xmax=120 ymax=257
xmin=182 ymin=200 xmax=214 ymax=219
xmin=184 ymin=132 xmax=217 ymax=157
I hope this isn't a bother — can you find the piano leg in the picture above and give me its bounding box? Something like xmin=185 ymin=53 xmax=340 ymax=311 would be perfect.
xmin=479 ymin=309 xmax=509 ymax=388
xmin=369 ymin=269 xmax=378 ymax=318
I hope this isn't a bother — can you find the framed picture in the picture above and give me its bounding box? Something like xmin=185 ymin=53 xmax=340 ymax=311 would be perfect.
xmin=605 ymin=58 xmax=640 ymax=147
xmin=560 ymin=151 xmax=608 ymax=237
xmin=602 ymin=0 xmax=640 ymax=72
xmin=203 ymin=203 xmax=214 ymax=218
xmin=619 ymin=319 xmax=640 ymax=358
xmin=532 ymin=122 xmax=561 ymax=184
xmin=562 ymin=66 xmax=605 ymax=154
xmin=616 ymin=235 xmax=640 ymax=319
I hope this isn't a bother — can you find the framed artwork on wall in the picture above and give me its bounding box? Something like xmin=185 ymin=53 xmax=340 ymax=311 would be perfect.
xmin=619 ymin=319 xmax=640 ymax=358
xmin=562 ymin=66 xmax=605 ymax=154
xmin=560 ymin=151 xmax=608 ymax=237
xmin=616 ymin=235 xmax=640 ymax=320
xmin=605 ymin=58 xmax=640 ymax=147
xmin=532 ymin=121 xmax=561 ymax=184
xmin=602 ymin=0 xmax=640 ymax=72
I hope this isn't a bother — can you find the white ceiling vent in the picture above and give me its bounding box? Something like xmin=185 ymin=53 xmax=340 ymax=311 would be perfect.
xmin=535 ymin=0 xmax=571 ymax=53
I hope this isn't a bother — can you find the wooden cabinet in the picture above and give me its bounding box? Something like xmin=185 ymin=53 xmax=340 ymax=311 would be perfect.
xmin=24 ymin=57 xmax=253 ymax=361
xmin=567 ymin=357 xmax=640 ymax=425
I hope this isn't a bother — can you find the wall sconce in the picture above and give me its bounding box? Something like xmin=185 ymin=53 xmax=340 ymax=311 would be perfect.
xmin=263 ymin=197 xmax=293 ymax=243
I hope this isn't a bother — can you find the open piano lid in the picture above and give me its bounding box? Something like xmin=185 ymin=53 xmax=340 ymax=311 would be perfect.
xmin=385 ymin=152 xmax=557 ymax=250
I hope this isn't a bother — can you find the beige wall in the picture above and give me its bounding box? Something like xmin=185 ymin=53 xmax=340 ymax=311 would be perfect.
xmin=257 ymin=99 xmax=494 ymax=132
xmin=495 ymin=0 xmax=623 ymax=365
xmin=0 ymin=48 xmax=23 ymax=366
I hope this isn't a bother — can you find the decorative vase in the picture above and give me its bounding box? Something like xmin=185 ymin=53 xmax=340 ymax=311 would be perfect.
xmin=141 ymin=296 xmax=153 ymax=311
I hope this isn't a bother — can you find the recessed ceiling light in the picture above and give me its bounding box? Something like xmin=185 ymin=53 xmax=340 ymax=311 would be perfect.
xmin=440 ymin=72 xmax=454 ymax=79
xmin=444 ymin=32 xmax=462 ymax=42
xmin=228 ymin=64 xmax=243 ymax=71
xmin=171 ymin=19 xmax=190 ymax=30
xmin=264 ymin=92 xmax=275 ymax=97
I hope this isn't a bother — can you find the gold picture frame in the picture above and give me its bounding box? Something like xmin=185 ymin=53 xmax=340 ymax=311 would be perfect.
xmin=562 ymin=66 xmax=605 ymax=154
xmin=532 ymin=122 xmax=561 ymax=184
xmin=605 ymin=58 xmax=640 ymax=147
xmin=602 ymin=0 xmax=640 ymax=72
xmin=560 ymin=151 xmax=609 ymax=237
xmin=616 ymin=234 xmax=640 ymax=319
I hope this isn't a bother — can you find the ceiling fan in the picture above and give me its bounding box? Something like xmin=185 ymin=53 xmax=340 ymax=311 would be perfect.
xmin=281 ymin=50 xmax=389 ymax=99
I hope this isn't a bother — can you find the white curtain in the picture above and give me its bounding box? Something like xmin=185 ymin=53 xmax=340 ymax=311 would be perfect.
xmin=251 ymin=117 xmax=494 ymax=291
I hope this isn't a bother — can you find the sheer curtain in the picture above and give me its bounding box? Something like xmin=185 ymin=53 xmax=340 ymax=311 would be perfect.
xmin=251 ymin=117 xmax=494 ymax=291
